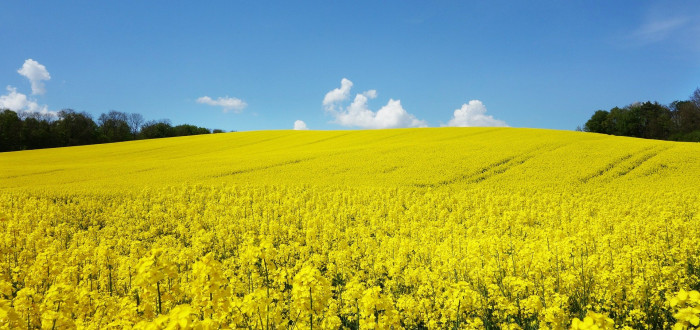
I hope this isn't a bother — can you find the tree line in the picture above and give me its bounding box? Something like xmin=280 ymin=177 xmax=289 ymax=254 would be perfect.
xmin=0 ymin=109 xmax=224 ymax=152
xmin=583 ymin=88 xmax=700 ymax=142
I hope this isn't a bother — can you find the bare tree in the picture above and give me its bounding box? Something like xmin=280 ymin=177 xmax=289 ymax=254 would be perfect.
xmin=692 ymin=87 xmax=700 ymax=109
xmin=98 ymin=110 xmax=131 ymax=142
xmin=18 ymin=110 xmax=57 ymax=122
xmin=127 ymin=113 xmax=144 ymax=138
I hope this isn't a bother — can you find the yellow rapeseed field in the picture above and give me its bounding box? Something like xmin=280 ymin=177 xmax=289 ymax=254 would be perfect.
xmin=1 ymin=127 xmax=699 ymax=329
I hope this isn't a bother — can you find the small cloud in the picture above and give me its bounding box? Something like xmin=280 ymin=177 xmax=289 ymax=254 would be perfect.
xmin=197 ymin=96 xmax=247 ymax=113
xmin=323 ymin=78 xmax=427 ymax=129
xmin=293 ymin=120 xmax=308 ymax=130
xmin=0 ymin=86 xmax=54 ymax=115
xmin=17 ymin=59 xmax=51 ymax=95
xmin=362 ymin=89 xmax=377 ymax=99
xmin=444 ymin=100 xmax=507 ymax=127
xmin=322 ymin=78 xmax=353 ymax=111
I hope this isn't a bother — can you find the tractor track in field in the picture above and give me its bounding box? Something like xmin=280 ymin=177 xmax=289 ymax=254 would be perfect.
xmin=2 ymin=168 xmax=65 ymax=179
xmin=578 ymin=146 xmax=658 ymax=183
xmin=212 ymin=157 xmax=315 ymax=178
xmin=415 ymin=143 xmax=566 ymax=187
xmin=460 ymin=143 xmax=566 ymax=185
xmin=615 ymin=146 xmax=670 ymax=177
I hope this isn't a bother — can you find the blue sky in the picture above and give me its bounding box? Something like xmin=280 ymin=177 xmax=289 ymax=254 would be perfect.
xmin=1 ymin=1 xmax=699 ymax=132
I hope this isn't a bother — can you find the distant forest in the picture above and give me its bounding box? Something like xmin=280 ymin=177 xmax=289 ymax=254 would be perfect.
xmin=583 ymin=88 xmax=700 ymax=142
xmin=0 ymin=109 xmax=224 ymax=152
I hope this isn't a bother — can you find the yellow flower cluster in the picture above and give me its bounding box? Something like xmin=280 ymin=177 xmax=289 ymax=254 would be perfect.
xmin=570 ymin=311 xmax=614 ymax=330
xmin=0 ymin=127 xmax=698 ymax=329
xmin=1 ymin=184 xmax=698 ymax=329
xmin=670 ymin=290 xmax=700 ymax=329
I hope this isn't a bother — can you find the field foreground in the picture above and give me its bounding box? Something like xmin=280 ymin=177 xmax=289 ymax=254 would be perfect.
xmin=1 ymin=128 xmax=699 ymax=329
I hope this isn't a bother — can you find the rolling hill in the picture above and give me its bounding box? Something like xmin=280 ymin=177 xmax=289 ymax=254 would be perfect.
xmin=1 ymin=127 xmax=698 ymax=193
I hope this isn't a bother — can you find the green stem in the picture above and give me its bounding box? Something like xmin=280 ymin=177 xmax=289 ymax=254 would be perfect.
xmin=51 ymin=301 xmax=61 ymax=330
xmin=309 ymin=286 xmax=313 ymax=330
xmin=157 ymin=280 xmax=162 ymax=315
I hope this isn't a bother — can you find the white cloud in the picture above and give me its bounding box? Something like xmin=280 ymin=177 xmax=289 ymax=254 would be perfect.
xmin=197 ymin=96 xmax=247 ymax=113
xmin=444 ymin=100 xmax=508 ymax=127
xmin=362 ymin=89 xmax=377 ymax=99
xmin=0 ymin=86 xmax=31 ymax=110
xmin=322 ymin=78 xmax=353 ymax=110
xmin=0 ymin=86 xmax=54 ymax=115
xmin=322 ymin=78 xmax=427 ymax=129
xmin=17 ymin=59 xmax=51 ymax=95
xmin=293 ymin=120 xmax=308 ymax=130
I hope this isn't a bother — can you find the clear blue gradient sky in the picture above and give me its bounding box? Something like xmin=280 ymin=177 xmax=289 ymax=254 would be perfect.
xmin=1 ymin=1 xmax=699 ymax=131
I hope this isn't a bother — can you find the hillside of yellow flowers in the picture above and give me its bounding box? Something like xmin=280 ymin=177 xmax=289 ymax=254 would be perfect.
xmin=1 ymin=127 xmax=699 ymax=329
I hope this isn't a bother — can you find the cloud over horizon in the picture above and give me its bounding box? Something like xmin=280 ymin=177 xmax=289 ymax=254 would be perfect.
xmin=0 ymin=86 xmax=52 ymax=115
xmin=444 ymin=100 xmax=508 ymax=127
xmin=293 ymin=120 xmax=308 ymax=130
xmin=17 ymin=59 xmax=51 ymax=95
xmin=1 ymin=59 xmax=54 ymax=115
xmin=197 ymin=96 xmax=247 ymax=113
xmin=322 ymin=78 xmax=427 ymax=129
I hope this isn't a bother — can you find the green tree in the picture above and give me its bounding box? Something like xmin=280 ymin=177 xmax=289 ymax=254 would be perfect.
xmin=53 ymin=109 xmax=99 ymax=146
xmin=172 ymin=124 xmax=210 ymax=136
xmin=139 ymin=120 xmax=173 ymax=139
xmin=0 ymin=109 xmax=22 ymax=151
xmin=20 ymin=112 xmax=56 ymax=149
xmin=636 ymin=102 xmax=673 ymax=139
xmin=584 ymin=110 xmax=609 ymax=133
xmin=671 ymin=100 xmax=700 ymax=134
xmin=603 ymin=107 xmax=631 ymax=136
xmin=583 ymin=88 xmax=700 ymax=142
xmin=98 ymin=110 xmax=132 ymax=142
